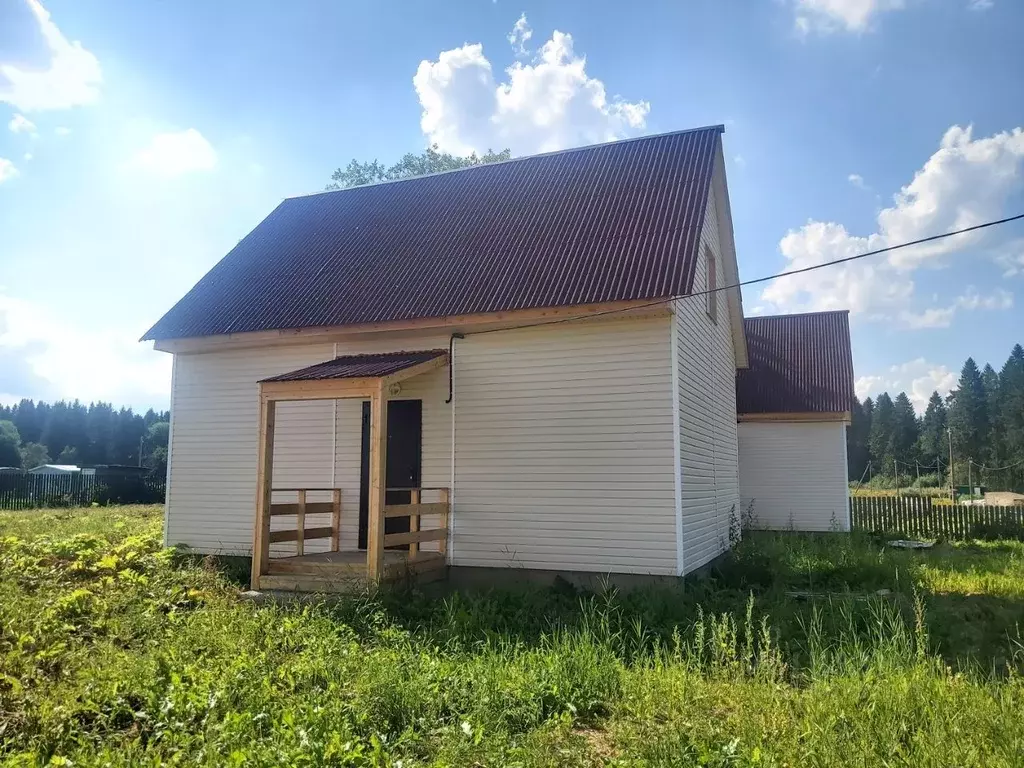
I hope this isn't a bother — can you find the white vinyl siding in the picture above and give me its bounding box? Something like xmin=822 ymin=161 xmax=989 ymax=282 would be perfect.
xmin=451 ymin=317 xmax=677 ymax=575
xmin=165 ymin=335 xmax=451 ymax=555
xmin=673 ymin=156 xmax=741 ymax=575
xmin=738 ymin=421 xmax=851 ymax=531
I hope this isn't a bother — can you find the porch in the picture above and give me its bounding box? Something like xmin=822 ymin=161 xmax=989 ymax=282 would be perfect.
xmin=250 ymin=350 xmax=451 ymax=592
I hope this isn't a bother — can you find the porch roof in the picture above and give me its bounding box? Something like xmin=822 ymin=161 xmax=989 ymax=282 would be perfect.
xmin=260 ymin=349 xmax=448 ymax=383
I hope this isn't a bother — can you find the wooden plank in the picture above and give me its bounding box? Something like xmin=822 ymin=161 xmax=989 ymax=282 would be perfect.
xmin=268 ymin=526 xmax=334 ymax=544
xmin=270 ymin=501 xmax=336 ymax=516
xmin=273 ymin=488 xmax=344 ymax=493
xmin=155 ymin=298 xmax=670 ymax=354
xmin=438 ymin=487 xmax=450 ymax=560
xmin=251 ymin=396 xmax=276 ymax=590
xmin=267 ymin=559 xmax=365 ymax=576
xmin=260 ymin=378 xmax=378 ymax=402
xmin=258 ymin=574 xmax=367 ymax=593
xmin=295 ymin=490 xmax=306 ymax=557
xmin=737 ymin=411 xmax=851 ymax=424
xmin=383 ymin=528 xmax=446 ymax=547
xmin=408 ymin=489 xmax=420 ymax=559
xmin=331 ymin=489 xmax=341 ymax=551
xmin=384 ymin=553 xmax=447 ymax=580
xmin=386 ymin=486 xmax=451 ymax=492
xmin=383 ymin=502 xmax=449 ymax=518
xmin=367 ymin=385 xmax=386 ymax=582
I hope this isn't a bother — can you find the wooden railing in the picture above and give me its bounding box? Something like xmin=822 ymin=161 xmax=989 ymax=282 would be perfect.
xmin=383 ymin=487 xmax=449 ymax=558
xmin=268 ymin=488 xmax=342 ymax=556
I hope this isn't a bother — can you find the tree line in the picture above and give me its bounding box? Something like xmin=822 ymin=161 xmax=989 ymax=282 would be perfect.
xmin=847 ymin=343 xmax=1024 ymax=491
xmin=0 ymin=400 xmax=170 ymax=476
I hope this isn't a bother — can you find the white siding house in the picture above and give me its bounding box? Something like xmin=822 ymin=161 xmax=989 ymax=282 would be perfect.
xmin=146 ymin=126 xmax=855 ymax=592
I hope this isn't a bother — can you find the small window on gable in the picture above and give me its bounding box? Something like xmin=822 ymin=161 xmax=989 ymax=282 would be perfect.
xmin=705 ymin=246 xmax=718 ymax=323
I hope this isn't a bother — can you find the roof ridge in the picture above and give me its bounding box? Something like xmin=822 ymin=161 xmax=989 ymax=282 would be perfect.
xmin=745 ymin=309 xmax=849 ymax=321
xmin=291 ymin=124 xmax=726 ymax=201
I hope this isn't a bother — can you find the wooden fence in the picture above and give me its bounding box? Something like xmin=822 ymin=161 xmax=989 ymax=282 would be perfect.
xmin=850 ymin=495 xmax=1024 ymax=539
xmin=0 ymin=472 xmax=166 ymax=511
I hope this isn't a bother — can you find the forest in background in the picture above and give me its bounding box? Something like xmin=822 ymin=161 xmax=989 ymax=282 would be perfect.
xmin=0 ymin=400 xmax=170 ymax=476
xmin=847 ymin=343 xmax=1024 ymax=491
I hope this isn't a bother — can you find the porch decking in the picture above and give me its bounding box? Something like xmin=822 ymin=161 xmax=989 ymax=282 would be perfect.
xmin=260 ymin=550 xmax=447 ymax=592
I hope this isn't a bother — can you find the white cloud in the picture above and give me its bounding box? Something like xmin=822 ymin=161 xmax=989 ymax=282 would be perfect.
xmin=995 ymin=238 xmax=1024 ymax=277
xmin=954 ymin=286 xmax=1013 ymax=311
xmin=54 ymin=125 xmax=70 ymax=136
xmin=0 ymin=0 xmax=102 ymax=112
xmin=0 ymin=294 xmax=170 ymax=407
xmin=8 ymin=113 xmax=36 ymax=134
xmin=761 ymin=125 xmax=1024 ymax=321
xmin=898 ymin=306 xmax=956 ymax=329
xmin=508 ymin=13 xmax=533 ymax=56
xmin=856 ymin=358 xmax=957 ymax=412
xmin=0 ymin=158 xmax=19 ymax=183
xmin=413 ymin=23 xmax=650 ymax=157
xmin=968 ymin=0 xmax=993 ymax=9
xmin=847 ymin=172 xmax=866 ymax=189
xmin=23 ymin=152 xmax=33 ymax=162
xmin=131 ymin=128 xmax=217 ymax=177
xmin=793 ymin=0 xmax=905 ymax=33
xmin=898 ymin=286 xmax=1013 ymax=328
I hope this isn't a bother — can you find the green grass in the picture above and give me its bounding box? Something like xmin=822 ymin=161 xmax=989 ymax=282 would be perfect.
xmin=2 ymin=506 xmax=1024 ymax=766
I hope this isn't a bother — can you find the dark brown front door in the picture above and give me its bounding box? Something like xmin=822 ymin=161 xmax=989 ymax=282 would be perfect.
xmin=358 ymin=399 xmax=422 ymax=550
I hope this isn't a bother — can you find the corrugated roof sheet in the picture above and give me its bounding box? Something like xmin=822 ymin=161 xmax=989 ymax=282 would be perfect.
xmin=143 ymin=126 xmax=723 ymax=341
xmin=260 ymin=349 xmax=447 ymax=382
xmin=735 ymin=311 xmax=855 ymax=415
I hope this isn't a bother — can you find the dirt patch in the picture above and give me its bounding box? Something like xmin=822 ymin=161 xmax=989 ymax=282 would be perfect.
xmin=984 ymin=492 xmax=1024 ymax=507
xmin=576 ymin=728 xmax=619 ymax=761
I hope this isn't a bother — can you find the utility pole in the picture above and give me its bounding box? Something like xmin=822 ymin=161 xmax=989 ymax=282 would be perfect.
xmin=968 ymin=459 xmax=973 ymax=499
xmin=915 ymin=461 xmax=920 ymax=485
xmin=894 ymin=459 xmax=900 ymax=497
xmin=947 ymin=428 xmax=955 ymax=501
xmin=139 ymin=435 xmax=144 ymax=468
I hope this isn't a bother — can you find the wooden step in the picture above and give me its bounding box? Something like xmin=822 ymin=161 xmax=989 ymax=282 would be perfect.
xmin=258 ymin=573 xmax=369 ymax=593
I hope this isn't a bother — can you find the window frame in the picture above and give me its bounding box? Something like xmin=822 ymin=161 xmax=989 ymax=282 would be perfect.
xmin=705 ymin=245 xmax=718 ymax=323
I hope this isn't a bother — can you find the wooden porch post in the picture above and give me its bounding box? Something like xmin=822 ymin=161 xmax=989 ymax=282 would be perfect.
xmin=367 ymin=382 xmax=387 ymax=582
xmin=250 ymin=393 xmax=276 ymax=590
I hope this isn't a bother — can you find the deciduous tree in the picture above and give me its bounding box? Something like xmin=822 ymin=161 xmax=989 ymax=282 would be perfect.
xmin=327 ymin=145 xmax=511 ymax=190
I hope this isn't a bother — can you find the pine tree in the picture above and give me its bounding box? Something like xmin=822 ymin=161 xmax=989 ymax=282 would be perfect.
xmin=948 ymin=357 xmax=989 ymax=482
xmin=997 ymin=344 xmax=1024 ymax=491
xmin=981 ymin=363 xmax=1001 ymax=467
xmin=917 ymin=391 xmax=948 ymax=471
xmin=869 ymin=392 xmax=896 ymax=475
xmin=847 ymin=397 xmax=872 ymax=480
xmin=891 ymin=392 xmax=920 ymax=467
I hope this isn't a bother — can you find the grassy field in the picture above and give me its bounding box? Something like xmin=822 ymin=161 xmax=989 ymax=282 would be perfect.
xmin=2 ymin=506 xmax=1024 ymax=766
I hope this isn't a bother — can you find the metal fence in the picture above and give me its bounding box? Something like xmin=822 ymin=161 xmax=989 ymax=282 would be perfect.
xmin=850 ymin=495 xmax=1024 ymax=539
xmin=0 ymin=472 xmax=165 ymax=511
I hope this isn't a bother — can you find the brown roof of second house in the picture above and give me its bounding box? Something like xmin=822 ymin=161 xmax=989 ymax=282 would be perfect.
xmin=143 ymin=126 xmax=723 ymax=341
xmin=261 ymin=350 xmax=447 ymax=383
xmin=735 ymin=311 xmax=855 ymax=415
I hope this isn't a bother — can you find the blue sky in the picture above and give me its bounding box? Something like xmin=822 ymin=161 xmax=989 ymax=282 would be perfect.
xmin=1 ymin=0 xmax=1022 ymax=413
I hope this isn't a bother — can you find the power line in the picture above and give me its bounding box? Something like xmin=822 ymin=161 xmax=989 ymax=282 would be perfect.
xmin=465 ymin=212 xmax=1024 ymax=337
xmin=971 ymin=457 xmax=1024 ymax=472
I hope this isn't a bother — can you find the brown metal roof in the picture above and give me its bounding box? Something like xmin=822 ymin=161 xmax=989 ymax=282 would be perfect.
xmin=735 ymin=311 xmax=855 ymax=415
xmin=260 ymin=350 xmax=447 ymax=383
xmin=143 ymin=126 xmax=723 ymax=341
